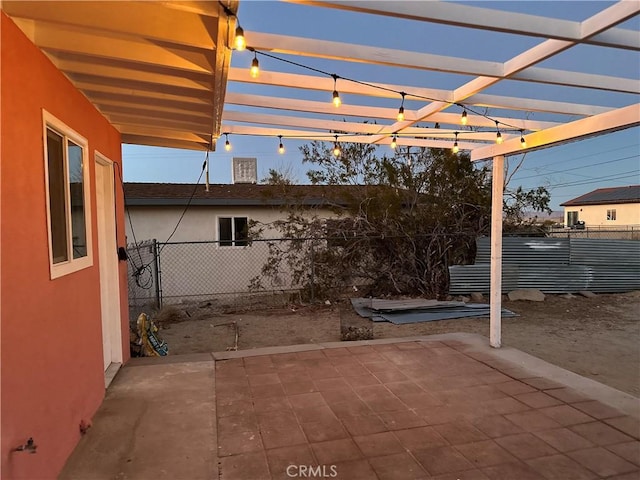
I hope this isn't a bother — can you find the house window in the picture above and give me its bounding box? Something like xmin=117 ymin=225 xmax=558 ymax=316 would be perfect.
xmin=218 ymin=217 xmax=248 ymax=246
xmin=43 ymin=111 xmax=92 ymax=278
xmin=607 ymin=209 xmax=617 ymax=221
xmin=567 ymin=211 xmax=579 ymax=226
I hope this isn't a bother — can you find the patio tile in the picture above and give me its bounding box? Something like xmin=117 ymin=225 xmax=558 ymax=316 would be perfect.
xmin=368 ymin=452 xmax=430 ymax=480
xmin=567 ymin=447 xmax=637 ymax=477
xmin=484 ymin=396 xmax=531 ymax=415
xmin=332 ymin=459 xmax=377 ymax=480
xmin=396 ymin=342 xmax=424 ymax=350
xmin=335 ymin=364 xmax=370 ymax=377
xmin=378 ymin=410 xmax=427 ymax=430
xmin=217 ymin=398 xmax=254 ymax=418
xmin=253 ymin=395 xmax=293 ymax=414
xmin=526 ymin=454 xmax=598 ymax=480
xmin=314 ymin=377 xmax=350 ymax=391
xmin=282 ymin=380 xmax=317 ymax=396
xmin=219 ymin=414 xmax=259 ymax=437
xmin=347 ymin=345 xmax=377 ymax=355
xmin=605 ymin=416 xmax=640 ymax=440
xmin=323 ymin=347 xmax=351 ymax=357
xmin=306 ymin=366 xmax=341 ymax=379
xmin=288 ymin=392 xmax=327 ymax=409
xmin=339 ymin=414 xmax=387 ymax=436
xmin=245 ymin=364 xmax=277 ymax=375
xmin=433 ymin=470 xmax=490 ymax=480
xmin=544 ymin=387 xmax=589 ymax=404
xmin=472 ymin=415 xmax=525 ymax=438
xmin=606 ymin=472 xmax=640 ymax=480
xmin=538 ymin=404 xmax=594 ymax=426
xmin=218 ymin=451 xmax=270 ymax=480
xmin=481 ymin=462 xmax=546 ymax=480
xmin=330 ymin=399 xmax=375 ymax=419
xmin=300 ymin=418 xmax=349 ymax=443
xmin=606 ymin=441 xmax=640 ymax=466
xmin=414 ymin=445 xmax=475 ymax=475
xmin=251 ymin=383 xmax=286 ymax=399
xmin=295 ymin=405 xmax=337 ymax=424
xmin=476 ymin=372 xmax=513 ymax=385
xmin=320 ymin=386 xmax=359 ymax=404
xmin=397 ymin=392 xmax=443 ymax=409
xmin=261 ymin=424 xmax=307 ymax=450
xmin=217 ymin=386 xmax=252 ymax=402
xmin=218 ymin=428 xmax=264 ymax=456
xmin=494 ymin=380 xmax=538 ymax=396
xmin=353 ymin=431 xmax=405 ymax=457
xmin=494 ymin=433 xmax=558 ymax=460
xmin=364 ymin=396 xmax=408 ymax=413
xmin=311 ymin=438 xmax=363 ymax=464
xmin=258 ymin=411 xmax=298 ymax=430
xmin=343 ymin=373 xmax=381 ymax=387
xmin=571 ymin=400 xmax=624 ymax=420
xmin=296 ymin=350 xmax=326 ymax=360
xmin=455 ymin=440 xmax=518 ymax=467
xmin=532 ymin=428 xmax=595 ymax=452
xmin=277 ymin=371 xmax=311 ymax=384
xmin=386 ymin=381 xmax=424 ymax=396
xmin=521 ymin=377 xmax=564 ymax=390
xmin=265 ymin=444 xmax=315 ymax=479
xmin=244 ymin=355 xmax=275 ymax=367
xmin=352 ymin=352 xmax=385 ymax=364
xmin=353 ymin=384 xmax=391 ymax=400
xmin=394 ymin=426 xmax=449 ymax=451
xmin=505 ymin=410 xmax=562 ymax=432
xmin=570 ymin=421 xmax=635 ymax=446
xmin=419 ymin=404 xmax=469 ymax=425
xmin=514 ymin=391 xmax=563 ymax=409
xmin=434 ymin=421 xmax=490 ymax=445
xmin=372 ymin=369 xmax=409 ymax=384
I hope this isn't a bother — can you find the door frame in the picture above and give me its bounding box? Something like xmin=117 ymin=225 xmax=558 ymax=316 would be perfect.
xmin=95 ymin=152 xmax=123 ymax=381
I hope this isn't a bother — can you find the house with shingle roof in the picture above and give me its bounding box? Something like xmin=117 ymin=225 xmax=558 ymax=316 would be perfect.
xmin=560 ymin=185 xmax=640 ymax=228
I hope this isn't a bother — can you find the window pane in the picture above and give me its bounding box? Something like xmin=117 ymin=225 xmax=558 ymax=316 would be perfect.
xmin=47 ymin=129 xmax=68 ymax=263
xmin=234 ymin=217 xmax=248 ymax=246
xmin=219 ymin=217 xmax=232 ymax=246
xmin=68 ymin=141 xmax=87 ymax=259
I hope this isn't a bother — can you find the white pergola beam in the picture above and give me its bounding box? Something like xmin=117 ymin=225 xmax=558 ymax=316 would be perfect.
xmin=224 ymin=93 xmax=560 ymax=131
xmin=284 ymin=0 xmax=640 ymax=51
xmin=470 ymin=103 xmax=640 ymax=161
xmin=228 ymin=68 xmax=611 ymax=117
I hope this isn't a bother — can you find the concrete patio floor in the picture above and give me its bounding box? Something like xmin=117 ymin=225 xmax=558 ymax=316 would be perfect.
xmin=60 ymin=333 xmax=640 ymax=480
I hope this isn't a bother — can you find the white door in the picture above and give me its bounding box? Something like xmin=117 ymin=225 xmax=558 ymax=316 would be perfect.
xmin=95 ymin=154 xmax=123 ymax=371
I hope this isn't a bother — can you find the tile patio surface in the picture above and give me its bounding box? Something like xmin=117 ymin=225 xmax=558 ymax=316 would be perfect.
xmin=61 ymin=333 xmax=640 ymax=480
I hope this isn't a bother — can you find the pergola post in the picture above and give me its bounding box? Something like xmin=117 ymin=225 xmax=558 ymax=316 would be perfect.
xmin=490 ymin=155 xmax=505 ymax=348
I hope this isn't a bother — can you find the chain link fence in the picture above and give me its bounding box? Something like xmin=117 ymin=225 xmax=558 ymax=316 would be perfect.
xmin=126 ymin=229 xmax=638 ymax=316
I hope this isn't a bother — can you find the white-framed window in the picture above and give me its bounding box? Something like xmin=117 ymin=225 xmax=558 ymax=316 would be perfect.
xmin=218 ymin=216 xmax=248 ymax=247
xmin=43 ymin=110 xmax=93 ymax=279
xmin=606 ymin=209 xmax=617 ymax=221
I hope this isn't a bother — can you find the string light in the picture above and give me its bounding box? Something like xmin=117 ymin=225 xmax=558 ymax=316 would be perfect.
xmin=397 ymin=92 xmax=405 ymax=121
xmin=461 ymin=109 xmax=468 ymax=126
xmin=278 ymin=135 xmax=285 ymax=154
xmin=452 ymin=132 xmax=459 ymax=153
xmin=495 ymin=122 xmax=503 ymax=144
xmin=331 ymin=74 xmax=341 ymax=107
xmin=434 ymin=123 xmax=440 ymax=129
xmin=520 ymin=130 xmax=526 ymax=148
xmin=332 ymin=135 xmax=341 ymax=156
xmin=390 ymin=135 xmax=397 ymax=149
xmin=224 ymin=133 xmax=231 ymax=151
xmin=234 ymin=25 xmax=246 ymax=51
xmin=250 ymin=51 xmax=259 ymax=78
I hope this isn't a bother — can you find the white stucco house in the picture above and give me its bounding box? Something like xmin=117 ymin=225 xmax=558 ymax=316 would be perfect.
xmin=560 ymin=185 xmax=640 ymax=228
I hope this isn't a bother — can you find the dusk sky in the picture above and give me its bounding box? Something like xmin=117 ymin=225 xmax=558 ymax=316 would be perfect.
xmin=123 ymin=1 xmax=640 ymax=211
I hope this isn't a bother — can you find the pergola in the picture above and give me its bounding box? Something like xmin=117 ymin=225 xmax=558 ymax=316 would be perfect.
xmin=4 ymin=0 xmax=639 ymax=347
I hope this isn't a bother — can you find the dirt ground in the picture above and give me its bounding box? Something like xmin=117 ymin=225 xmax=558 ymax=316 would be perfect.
xmin=148 ymin=291 xmax=640 ymax=397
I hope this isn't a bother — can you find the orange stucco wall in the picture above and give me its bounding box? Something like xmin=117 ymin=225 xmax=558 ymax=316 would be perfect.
xmin=1 ymin=13 xmax=130 ymax=479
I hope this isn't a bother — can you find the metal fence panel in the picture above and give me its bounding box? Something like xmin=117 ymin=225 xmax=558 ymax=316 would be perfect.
xmin=476 ymin=237 xmax=570 ymax=265
xmin=570 ymin=238 xmax=640 ymax=267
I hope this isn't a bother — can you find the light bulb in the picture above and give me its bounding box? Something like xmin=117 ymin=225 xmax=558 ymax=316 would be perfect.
xmin=278 ymin=136 xmax=285 ymax=154
xmin=250 ymin=55 xmax=259 ymax=78
xmin=225 ymin=139 xmax=231 ymax=151
xmin=397 ymin=106 xmax=405 ymax=122
xmin=452 ymin=142 xmax=459 ymax=154
xmin=461 ymin=109 xmax=468 ymax=126
xmin=390 ymin=135 xmax=397 ymax=149
xmin=496 ymin=131 xmax=503 ymax=144
xmin=234 ymin=26 xmax=246 ymax=51
xmin=332 ymin=90 xmax=341 ymax=107
xmin=520 ymin=132 xmax=526 ymax=148
xmin=333 ymin=143 xmax=341 ymax=156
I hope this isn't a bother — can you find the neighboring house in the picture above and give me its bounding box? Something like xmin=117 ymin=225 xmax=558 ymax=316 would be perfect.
xmin=560 ymin=185 xmax=640 ymax=228
xmin=123 ymin=182 xmax=355 ymax=302
xmin=1 ymin=4 xmax=233 ymax=479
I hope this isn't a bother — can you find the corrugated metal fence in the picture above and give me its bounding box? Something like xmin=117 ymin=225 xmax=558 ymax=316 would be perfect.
xmin=449 ymin=237 xmax=640 ymax=294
